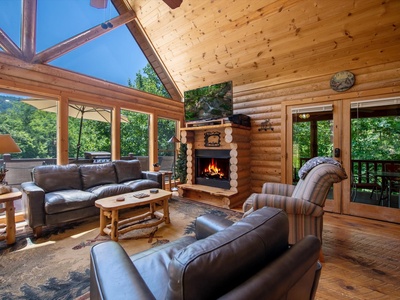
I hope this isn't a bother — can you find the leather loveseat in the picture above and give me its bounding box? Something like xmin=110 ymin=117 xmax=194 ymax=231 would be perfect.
xmin=90 ymin=207 xmax=322 ymax=300
xmin=21 ymin=159 xmax=162 ymax=236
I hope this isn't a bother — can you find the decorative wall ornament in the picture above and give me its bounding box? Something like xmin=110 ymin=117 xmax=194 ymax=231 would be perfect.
xmin=258 ymin=119 xmax=274 ymax=132
xmin=330 ymin=71 xmax=355 ymax=92
xmin=204 ymin=132 xmax=221 ymax=147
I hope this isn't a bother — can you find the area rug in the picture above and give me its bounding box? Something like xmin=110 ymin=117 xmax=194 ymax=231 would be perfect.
xmin=0 ymin=197 xmax=243 ymax=300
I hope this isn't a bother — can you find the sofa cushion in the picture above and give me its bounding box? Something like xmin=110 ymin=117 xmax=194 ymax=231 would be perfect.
xmin=33 ymin=164 xmax=82 ymax=192
xmin=86 ymin=183 xmax=132 ymax=198
xmin=44 ymin=190 xmax=98 ymax=214
xmin=113 ymin=160 xmax=143 ymax=183
xmin=123 ymin=179 xmax=160 ymax=191
xmin=79 ymin=163 xmax=117 ymax=190
xmin=167 ymin=207 xmax=289 ymax=300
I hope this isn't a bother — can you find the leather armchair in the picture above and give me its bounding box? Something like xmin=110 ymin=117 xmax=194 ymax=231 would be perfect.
xmin=90 ymin=207 xmax=322 ymax=300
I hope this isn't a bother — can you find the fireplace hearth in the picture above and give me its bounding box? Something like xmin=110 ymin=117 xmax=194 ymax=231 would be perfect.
xmin=195 ymin=149 xmax=230 ymax=189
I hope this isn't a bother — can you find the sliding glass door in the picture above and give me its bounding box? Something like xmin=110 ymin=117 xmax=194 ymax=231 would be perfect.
xmin=342 ymin=98 xmax=400 ymax=222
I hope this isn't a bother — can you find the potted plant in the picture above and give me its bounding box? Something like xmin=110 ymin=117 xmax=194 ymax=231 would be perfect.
xmin=153 ymin=163 xmax=161 ymax=172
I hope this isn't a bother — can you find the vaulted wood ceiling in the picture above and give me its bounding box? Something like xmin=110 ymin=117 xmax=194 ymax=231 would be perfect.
xmin=116 ymin=0 xmax=400 ymax=99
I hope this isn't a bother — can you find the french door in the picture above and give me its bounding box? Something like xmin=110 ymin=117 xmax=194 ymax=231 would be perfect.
xmin=285 ymin=101 xmax=342 ymax=213
xmin=285 ymin=98 xmax=400 ymax=223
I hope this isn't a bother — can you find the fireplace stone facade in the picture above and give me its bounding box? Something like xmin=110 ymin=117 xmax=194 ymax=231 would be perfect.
xmin=179 ymin=123 xmax=251 ymax=208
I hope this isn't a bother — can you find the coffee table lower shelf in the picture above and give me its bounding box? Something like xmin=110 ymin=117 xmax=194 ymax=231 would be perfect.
xmin=95 ymin=189 xmax=171 ymax=241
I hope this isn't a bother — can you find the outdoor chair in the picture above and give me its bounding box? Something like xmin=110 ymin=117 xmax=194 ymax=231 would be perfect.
xmin=243 ymin=157 xmax=348 ymax=248
xmin=351 ymin=171 xmax=381 ymax=203
xmin=383 ymin=163 xmax=400 ymax=207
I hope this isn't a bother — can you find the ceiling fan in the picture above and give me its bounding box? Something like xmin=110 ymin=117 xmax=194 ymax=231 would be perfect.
xmin=90 ymin=0 xmax=183 ymax=9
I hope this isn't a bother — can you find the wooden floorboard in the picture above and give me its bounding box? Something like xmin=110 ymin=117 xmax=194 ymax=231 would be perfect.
xmin=317 ymin=212 xmax=400 ymax=300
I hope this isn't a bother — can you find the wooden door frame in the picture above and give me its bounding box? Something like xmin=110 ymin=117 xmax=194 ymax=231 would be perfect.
xmin=281 ymin=100 xmax=343 ymax=213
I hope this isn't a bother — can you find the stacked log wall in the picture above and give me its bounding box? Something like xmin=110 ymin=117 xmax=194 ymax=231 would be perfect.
xmin=233 ymin=61 xmax=400 ymax=194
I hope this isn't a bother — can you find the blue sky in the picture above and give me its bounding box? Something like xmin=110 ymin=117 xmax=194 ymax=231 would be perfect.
xmin=0 ymin=0 xmax=149 ymax=87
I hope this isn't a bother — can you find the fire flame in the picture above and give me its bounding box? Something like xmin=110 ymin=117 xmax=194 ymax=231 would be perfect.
xmin=204 ymin=159 xmax=225 ymax=178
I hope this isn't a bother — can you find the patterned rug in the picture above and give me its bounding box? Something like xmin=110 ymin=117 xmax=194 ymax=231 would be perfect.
xmin=0 ymin=197 xmax=243 ymax=300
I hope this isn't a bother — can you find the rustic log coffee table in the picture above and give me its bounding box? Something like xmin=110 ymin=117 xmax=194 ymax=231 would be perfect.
xmin=95 ymin=189 xmax=171 ymax=241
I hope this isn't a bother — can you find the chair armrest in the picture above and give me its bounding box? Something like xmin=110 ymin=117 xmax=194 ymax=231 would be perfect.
xmin=142 ymin=171 xmax=163 ymax=188
xmin=21 ymin=181 xmax=46 ymax=229
xmin=253 ymin=194 xmax=324 ymax=217
xmin=219 ymin=235 xmax=321 ymax=300
xmin=90 ymin=241 xmax=156 ymax=300
xmin=262 ymin=182 xmax=296 ymax=196
xmin=195 ymin=214 xmax=234 ymax=240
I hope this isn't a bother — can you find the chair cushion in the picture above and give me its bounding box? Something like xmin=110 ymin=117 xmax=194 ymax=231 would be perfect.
xmin=113 ymin=160 xmax=143 ymax=183
xmin=166 ymin=207 xmax=289 ymax=300
xmin=79 ymin=163 xmax=117 ymax=190
xmin=33 ymin=164 xmax=81 ymax=192
xmin=44 ymin=189 xmax=97 ymax=214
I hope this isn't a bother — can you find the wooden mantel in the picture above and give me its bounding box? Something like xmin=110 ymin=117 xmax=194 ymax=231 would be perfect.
xmin=179 ymin=122 xmax=251 ymax=209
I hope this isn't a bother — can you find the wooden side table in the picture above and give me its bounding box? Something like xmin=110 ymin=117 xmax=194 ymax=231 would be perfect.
xmin=160 ymin=171 xmax=173 ymax=191
xmin=0 ymin=187 xmax=21 ymax=245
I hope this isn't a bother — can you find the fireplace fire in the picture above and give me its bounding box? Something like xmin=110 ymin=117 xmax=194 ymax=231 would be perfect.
xmin=195 ymin=150 xmax=230 ymax=189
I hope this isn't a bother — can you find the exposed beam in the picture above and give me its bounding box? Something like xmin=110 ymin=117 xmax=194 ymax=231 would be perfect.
xmin=0 ymin=29 xmax=23 ymax=59
xmin=33 ymin=11 xmax=136 ymax=64
xmin=21 ymin=0 xmax=37 ymax=62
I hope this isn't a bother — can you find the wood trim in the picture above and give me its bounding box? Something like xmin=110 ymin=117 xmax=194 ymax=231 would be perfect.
xmin=33 ymin=11 xmax=136 ymax=64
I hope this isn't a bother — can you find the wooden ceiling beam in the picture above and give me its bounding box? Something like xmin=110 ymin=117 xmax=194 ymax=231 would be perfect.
xmin=32 ymin=11 xmax=136 ymax=64
xmin=0 ymin=29 xmax=23 ymax=59
xmin=21 ymin=0 xmax=37 ymax=62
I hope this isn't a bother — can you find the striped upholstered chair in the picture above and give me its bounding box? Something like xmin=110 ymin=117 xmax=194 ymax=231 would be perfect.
xmin=243 ymin=157 xmax=347 ymax=246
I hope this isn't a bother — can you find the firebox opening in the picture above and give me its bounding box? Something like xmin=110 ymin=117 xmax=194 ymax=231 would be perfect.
xmin=195 ymin=150 xmax=230 ymax=189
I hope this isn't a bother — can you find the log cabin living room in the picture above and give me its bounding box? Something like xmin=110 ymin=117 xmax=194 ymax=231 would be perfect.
xmin=0 ymin=0 xmax=399 ymax=299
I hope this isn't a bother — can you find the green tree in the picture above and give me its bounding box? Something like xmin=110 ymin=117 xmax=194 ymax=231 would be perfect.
xmin=128 ymin=63 xmax=171 ymax=98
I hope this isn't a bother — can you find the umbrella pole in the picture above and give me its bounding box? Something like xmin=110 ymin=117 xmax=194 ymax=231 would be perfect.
xmin=76 ymin=113 xmax=84 ymax=161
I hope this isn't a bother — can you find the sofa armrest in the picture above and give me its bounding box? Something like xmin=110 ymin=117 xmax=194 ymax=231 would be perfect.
xmin=90 ymin=241 xmax=156 ymax=300
xmin=21 ymin=181 xmax=46 ymax=230
xmin=218 ymin=235 xmax=321 ymax=300
xmin=142 ymin=171 xmax=163 ymax=188
xmin=195 ymin=214 xmax=234 ymax=240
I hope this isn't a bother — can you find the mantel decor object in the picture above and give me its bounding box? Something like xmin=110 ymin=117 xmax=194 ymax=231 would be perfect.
xmin=204 ymin=132 xmax=221 ymax=147
xmin=330 ymin=71 xmax=355 ymax=92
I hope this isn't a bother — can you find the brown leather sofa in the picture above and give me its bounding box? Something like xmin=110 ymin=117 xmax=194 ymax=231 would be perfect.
xmin=90 ymin=207 xmax=322 ymax=300
xmin=21 ymin=159 xmax=162 ymax=236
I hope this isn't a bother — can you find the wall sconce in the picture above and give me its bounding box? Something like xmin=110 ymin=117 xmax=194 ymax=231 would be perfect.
xmin=258 ymin=119 xmax=274 ymax=132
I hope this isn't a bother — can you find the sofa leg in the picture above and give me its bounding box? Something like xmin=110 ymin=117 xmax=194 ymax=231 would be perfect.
xmin=33 ymin=226 xmax=42 ymax=238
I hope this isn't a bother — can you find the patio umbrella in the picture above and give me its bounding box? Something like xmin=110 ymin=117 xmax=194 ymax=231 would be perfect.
xmin=23 ymin=98 xmax=128 ymax=160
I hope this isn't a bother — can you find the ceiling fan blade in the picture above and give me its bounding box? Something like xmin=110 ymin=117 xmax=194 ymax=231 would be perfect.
xmin=163 ymin=0 xmax=183 ymax=9
xmin=90 ymin=0 xmax=108 ymax=9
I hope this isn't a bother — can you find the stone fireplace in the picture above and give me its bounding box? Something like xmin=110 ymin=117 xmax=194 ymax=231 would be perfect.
xmin=179 ymin=122 xmax=251 ymax=208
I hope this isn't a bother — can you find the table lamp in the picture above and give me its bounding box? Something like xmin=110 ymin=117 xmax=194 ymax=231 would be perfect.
xmin=168 ymin=135 xmax=180 ymax=191
xmin=0 ymin=134 xmax=21 ymax=185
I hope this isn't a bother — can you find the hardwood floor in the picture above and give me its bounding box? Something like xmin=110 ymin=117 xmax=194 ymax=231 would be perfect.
xmin=317 ymin=212 xmax=400 ymax=299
